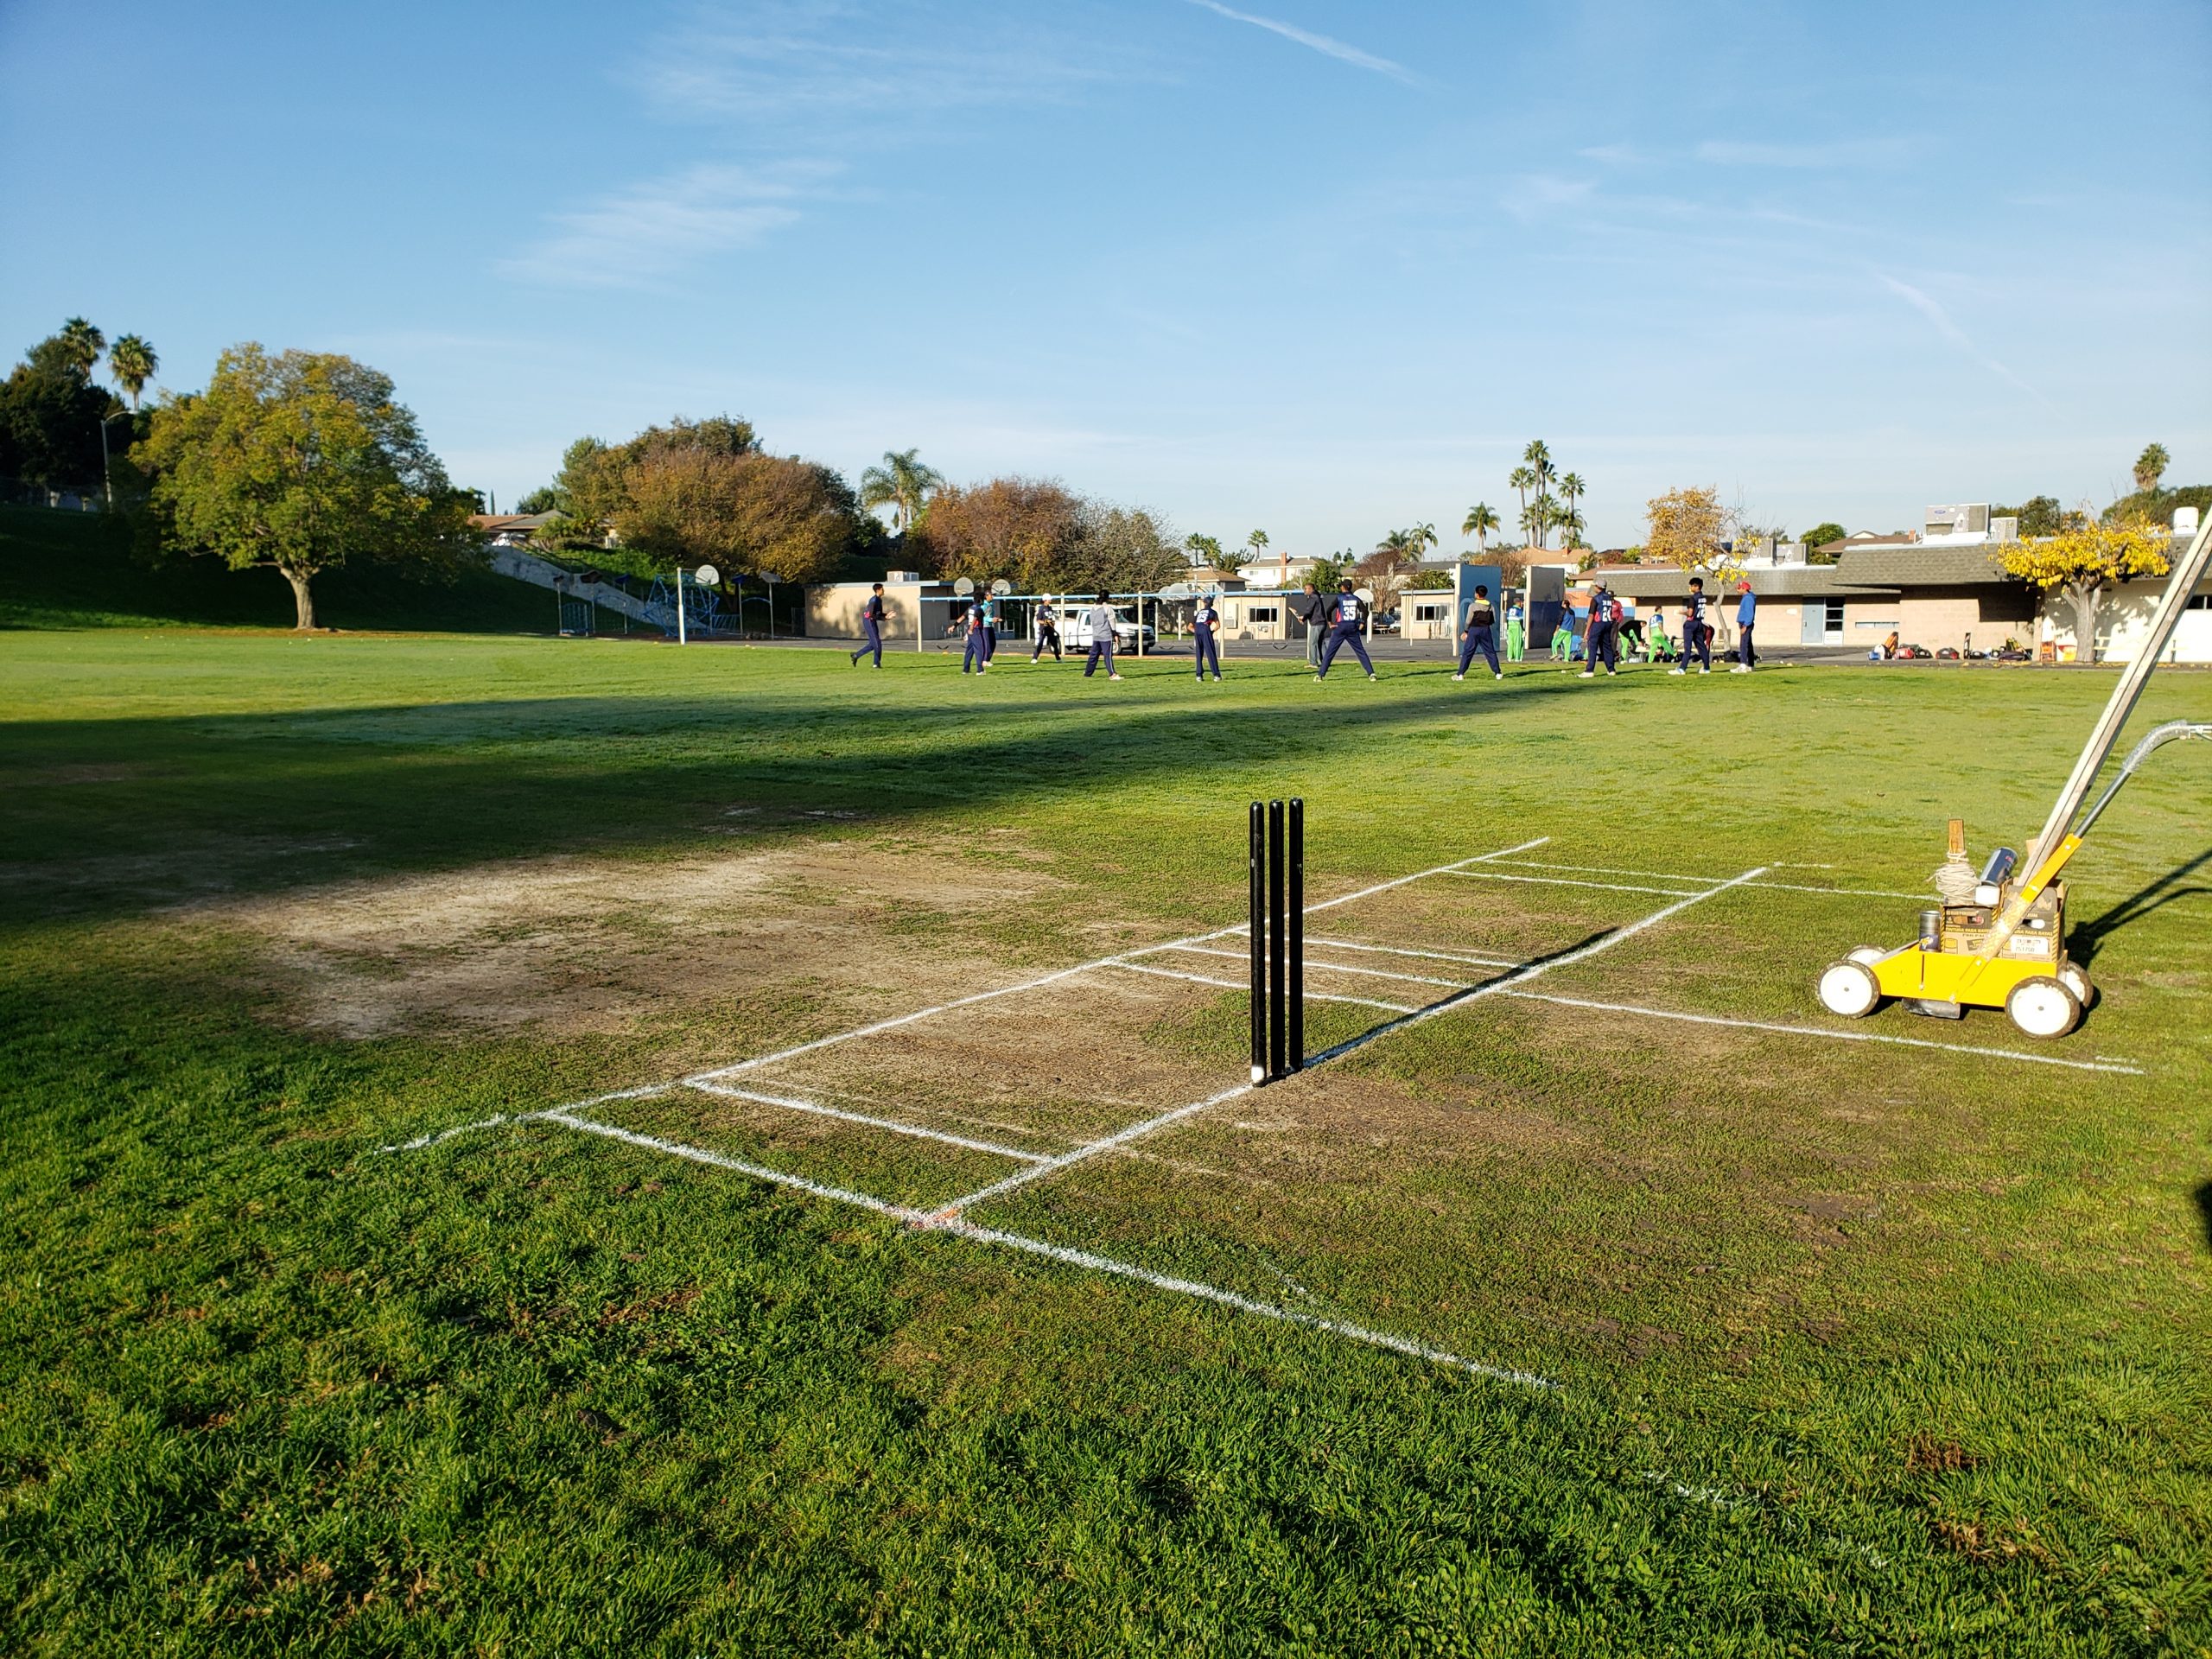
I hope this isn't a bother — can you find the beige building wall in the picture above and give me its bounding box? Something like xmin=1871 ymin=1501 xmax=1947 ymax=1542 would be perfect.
xmin=805 ymin=582 xmax=926 ymax=640
xmin=1402 ymin=594 xmax=1458 ymax=639
xmin=2044 ymin=575 xmax=2212 ymax=663
xmin=1223 ymin=594 xmax=1286 ymax=640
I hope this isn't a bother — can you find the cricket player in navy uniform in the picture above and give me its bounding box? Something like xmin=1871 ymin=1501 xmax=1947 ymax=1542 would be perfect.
xmin=1031 ymin=598 xmax=1062 ymax=662
xmin=1192 ymin=592 xmax=1224 ymax=681
xmin=961 ymin=598 xmax=989 ymax=674
xmin=1082 ymin=592 xmax=1122 ymax=680
xmin=1579 ymin=580 xmax=1620 ymax=677
xmin=850 ymin=582 xmax=887 ymax=667
xmin=1314 ymin=582 xmax=1376 ymax=680
xmin=1669 ymin=576 xmax=1713 ymax=675
xmin=1453 ymin=583 xmax=1502 ymax=681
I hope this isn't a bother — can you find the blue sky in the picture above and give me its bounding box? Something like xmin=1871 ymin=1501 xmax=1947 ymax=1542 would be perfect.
xmin=4 ymin=0 xmax=2207 ymax=551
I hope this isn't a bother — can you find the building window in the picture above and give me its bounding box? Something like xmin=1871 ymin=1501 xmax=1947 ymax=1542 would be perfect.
xmin=1246 ymin=607 xmax=1279 ymax=623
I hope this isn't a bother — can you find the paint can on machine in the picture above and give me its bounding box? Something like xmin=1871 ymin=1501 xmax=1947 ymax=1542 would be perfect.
xmin=1919 ymin=908 xmax=1942 ymax=946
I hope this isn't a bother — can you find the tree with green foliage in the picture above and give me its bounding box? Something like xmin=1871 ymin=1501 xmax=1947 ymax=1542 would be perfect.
xmin=134 ymin=344 xmax=476 ymax=629
xmin=1406 ymin=521 xmax=1439 ymax=560
xmin=1184 ymin=532 xmax=1224 ymax=567
xmin=1462 ymin=501 xmax=1499 ymax=552
xmin=619 ymin=448 xmax=858 ymax=585
xmin=858 ymin=448 xmax=944 ymax=535
xmin=1801 ymin=521 xmax=1847 ymax=558
xmin=108 ymin=335 xmax=157 ymax=410
xmin=57 ymin=318 xmax=105 ymax=381
xmin=1557 ymin=474 xmax=1586 ymax=547
xmin=0 ymin=324 xmax=129 ymax=489
xmin=2133 ymin=442 xmax=2170 ymax=493
xmin=1507 ymin=467 xmax=1536 ymax=549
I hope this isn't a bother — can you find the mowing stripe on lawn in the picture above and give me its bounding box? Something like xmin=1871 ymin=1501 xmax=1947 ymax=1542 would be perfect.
xmin=1490 ymin=988 xmax=2144 ymax=1075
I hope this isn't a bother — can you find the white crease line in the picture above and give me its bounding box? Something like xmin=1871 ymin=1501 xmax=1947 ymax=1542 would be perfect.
xmin=540 ymin=1110 xmax=924 ymax=1217
xmin=1163 ymin=944 xmax=1469 ymax=988
xmin=377 ymin=1084 xmax=670 ymax=1154
xmin=1303 ymin=868 xmax=1773 ymax=1067
xmin=1103 ymin=959 xmax=1414 ymax=1013
xmin=942 ymin=873 xmax=1768 ymax=1216
xmin=1446 ymin=869 xmax=1704 ymax=898
xmin=937 ymin=1218 xmax=1556 ymax=1391
xmin=1301 ymin=835 xmax=1552 ymax=912
xmin=519 ymin=1112 xmax=1557 ymax=1390
xmin=688 ymin=1081 xmax=1051 ymax=1164
xmin=1492 ymin=989 xmax=2144 ymax=1075
xmin=1306 ymin=937 xmax=1522 ymax=969
xmin=1486 ymin=858 xmax=1926 ymax=902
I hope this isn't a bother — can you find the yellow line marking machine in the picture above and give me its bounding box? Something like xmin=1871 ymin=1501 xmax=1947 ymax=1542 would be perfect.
xmin=1816 ymin=518 xmax=2212 ymax=1039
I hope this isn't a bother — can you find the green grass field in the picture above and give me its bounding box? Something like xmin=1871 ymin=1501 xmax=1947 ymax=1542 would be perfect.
xmin=3 ymin=572 xmax=2209 ymax=1653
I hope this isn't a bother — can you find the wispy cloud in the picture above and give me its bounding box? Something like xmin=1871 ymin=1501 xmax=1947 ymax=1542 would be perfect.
xmin=1183 ymin=0 xmax=1413 ymax=83
xmin=634 ymin=1 xmax=1136 ymax=125
xmin=1697 ymin=137 xmax=1910 ymax=169
xmin=1577 ymin=143 xmax=1649 ymax=166
xmin=499 ymin=162 xmax=836 ymax=289
xmin=1874 ymin=272 xmax=2047 ymax=405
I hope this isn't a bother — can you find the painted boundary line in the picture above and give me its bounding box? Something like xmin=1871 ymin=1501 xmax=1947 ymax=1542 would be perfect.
xmin=1158 ymin=944 xmax=1470 ymax=988
xmin=1306 ymin=937 xmax=1521 ymax=969
xmin=474 ymin=1109 xmax=1559 ymax=1391
xmin=1103 ymin=958 xmax=1414 ymax=1014
xmin=689 ymin=1081 xmax=1053 ymax=1163
xmin=938 ymin=868 xmax=1770 ymax=1217
xmin=1491 ymin=988 xmax=2144 ymax=1075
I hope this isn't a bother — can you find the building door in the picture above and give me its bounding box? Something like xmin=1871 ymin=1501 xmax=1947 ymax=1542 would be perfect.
xmin=1824 ymin=597 xmax=1845 ymax=643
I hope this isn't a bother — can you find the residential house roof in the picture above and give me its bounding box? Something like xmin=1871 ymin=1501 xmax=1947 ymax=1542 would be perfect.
xmin=1829 ymin=545 xmax=2015 ymax=588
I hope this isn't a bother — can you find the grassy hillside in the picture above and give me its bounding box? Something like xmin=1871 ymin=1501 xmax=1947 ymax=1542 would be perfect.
xmin=0 ymin=505 xmax=555 ymax=633
xmin=1 ymin=632 xmax=2207 ymax=1654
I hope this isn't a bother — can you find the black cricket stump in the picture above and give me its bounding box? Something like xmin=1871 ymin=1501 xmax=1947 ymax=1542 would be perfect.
xmin=1248 ymin=798 xmax=1305 ymax=1084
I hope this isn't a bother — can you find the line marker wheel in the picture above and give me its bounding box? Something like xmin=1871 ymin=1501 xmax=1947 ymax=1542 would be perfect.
xmin=2056 ymin=962 xmax=2094 ymax=1009
xmin=1817 ymin=958 xmax=1882 ymax=1018
xmin=2005 ymin=976 xmax=2082 ymax=1039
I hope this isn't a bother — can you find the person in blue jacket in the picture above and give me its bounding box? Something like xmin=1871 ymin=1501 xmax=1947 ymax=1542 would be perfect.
xmin=1731 ymin=579 xmax=1758 ymax=672
xmin=1314 ymin=582 xmax=1376 ymax=680
xmin=1452 ymin=584 xmax=1502 ymax=681
xmin=850 ymin=582 xmax=887 ymax=667
xmin=1192 ymin=592 xmax=1224 ymax=681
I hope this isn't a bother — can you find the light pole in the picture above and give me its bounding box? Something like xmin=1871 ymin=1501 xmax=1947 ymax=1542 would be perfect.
xmin=98 ymin=410 xmax=130 ymax=511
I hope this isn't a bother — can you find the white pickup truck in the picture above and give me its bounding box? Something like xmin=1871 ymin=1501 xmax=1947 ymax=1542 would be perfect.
xmin=1052 ymin=604 xmax=1156 ymax=651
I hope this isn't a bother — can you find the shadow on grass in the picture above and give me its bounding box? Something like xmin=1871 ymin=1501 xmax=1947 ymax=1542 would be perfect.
xmin=2069 ymin=845 xmax=2212 ymax=965
xmin=0 ymin=677 xmax=1602 ymax=928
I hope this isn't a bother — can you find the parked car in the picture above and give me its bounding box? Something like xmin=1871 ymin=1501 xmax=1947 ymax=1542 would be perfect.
xmin=1058 ymin=605 xmax=1157 ymax=651
xmin=1374 ymin=609 xmax=1402 ymax=635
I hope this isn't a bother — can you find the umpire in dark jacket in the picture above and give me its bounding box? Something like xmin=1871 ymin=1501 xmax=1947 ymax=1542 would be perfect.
xmin=1287 ymin=581 xmax=1329 ymax=669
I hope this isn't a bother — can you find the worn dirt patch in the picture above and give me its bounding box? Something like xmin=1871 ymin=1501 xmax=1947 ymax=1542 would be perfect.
xmin=192 ymin=838 xmax=1068 ymax=1041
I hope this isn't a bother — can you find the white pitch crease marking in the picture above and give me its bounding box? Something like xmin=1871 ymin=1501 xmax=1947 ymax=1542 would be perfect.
xmin=1163 ymin=944 xmax=1469 ymax=988
xmin=1446 ymin=869 xmax=1704 ymax=898
xmin=937 ymin=1082 xmax=1261 ymax=1215
xmin=1305 ymin=937 xmax=1522 ymax=969
xmin=377 ymin=1084 xmax=671 ymax=1154
xmin=688 ymin=1081 xmax=1051 ymax=1164
xmin=1484 ymin=858 xmax=1926 ymax=902
xmin=1492 ymin=989 xmax=2144 ymax=1075
xmin=1103 ymin=960 xmax=1413 ymax=1014
xmin=440 ymin=1111 xmax=1555 ymax=1389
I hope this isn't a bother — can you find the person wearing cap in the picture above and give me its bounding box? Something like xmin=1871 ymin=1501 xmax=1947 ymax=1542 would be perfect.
xmin=1731 ymin=578 xmax=1758 ymax=672
xmin=1670 ymin=577 xmax=1713 ymax=675
xmin=850 ymin=582 xmax=887 ymax=668
xmin=961 ymin=596 xmax=990 ymax=674
xmin=1031 ymin=597 xmax=1063 ymax=662
xmin=1579 ymin=579 xmax=1620 ymax=678
xmin=1082 ymin=591 xmax=1122 ymax=680
xmin=1192 ymin=590 xmax=1224 ymax=681
xmin=1314 ymin=580 xmax=1376 ymax=681
xmin=1453 ymin=583 xmax=1503 ymax=682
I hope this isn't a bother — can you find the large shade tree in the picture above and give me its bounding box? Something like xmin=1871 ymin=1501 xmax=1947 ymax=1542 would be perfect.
xmin=136 ymin=344 xmax=476 ymax=628
xmin=617 ymin=448 xmax=859 ymax=584
xmin=1643 ymin=485 xmax=1726 ymax=571
xmin=1999 ymin=517 xmax=2171 ymax=665
xmin=0 ymin=324 xmax=122 ymax=488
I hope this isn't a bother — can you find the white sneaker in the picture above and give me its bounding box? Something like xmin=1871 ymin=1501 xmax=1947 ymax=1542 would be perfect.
xmin=1730 ymin=664 xmax=1751 ymax=673
xmin=1109 ymin=673 xmax=1122 ymax=681
xmin=1699 ymin=666 xmax=1711 ymax=675
xmin=1451 ymin=673 xmax=1465 ymax=682
xmin=1668 ymin=667 xmax=1686 ymax=676
xmin=1578 ymin=671 xmax=1595 ymax=679
xmin=1493 ymin=672 xmax=1503 ymax=680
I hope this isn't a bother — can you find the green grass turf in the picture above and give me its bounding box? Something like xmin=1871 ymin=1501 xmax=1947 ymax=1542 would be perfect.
xmin=1 ymin=618 xmax=2208 ymax=1656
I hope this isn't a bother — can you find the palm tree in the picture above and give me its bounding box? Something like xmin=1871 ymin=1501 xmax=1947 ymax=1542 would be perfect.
xmin=1557 ymin=473 xmax=1585 ymax=546
xmin=1185 ymin=532 xmax=1224 ymax=568
xmin=1555 ymin=505 xmax=1586 ymax=550
xmin=1522 ymin=439 xmax=1554 ymax=496
xmin=58 ymin=317 xmax=105 ymax=380
xmin=1407 ymin=522 xmax=1439 ymax=559
xmin=1508 ymin=466 xmax=1537 ymax=547
xmin=1462 ymin=501 xmax=1499 ymax=552
xmin=108 ymin=334 xmax=157 ymax=410
xmin=1246 ymin=528 xmax=1269 ymax=556
xmin=2133 ymin=442 xmax=2170 ymax=493
xmin=857 ymin=448 xmax=944 ymax=535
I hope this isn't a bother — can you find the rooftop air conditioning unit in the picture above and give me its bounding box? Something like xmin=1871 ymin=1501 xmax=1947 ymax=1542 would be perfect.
xmin=1990 ymin=516 xmax=2019 ymax=543
xmin=2176 ymin=506 xmax=2202 ymax=536
xmin=884 ymin=569 xmax=920 ymax=582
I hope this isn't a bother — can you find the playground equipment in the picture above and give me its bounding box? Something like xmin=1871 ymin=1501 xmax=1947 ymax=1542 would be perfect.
xmin=1816 ymin=518 xmax=2212 ymax=1038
